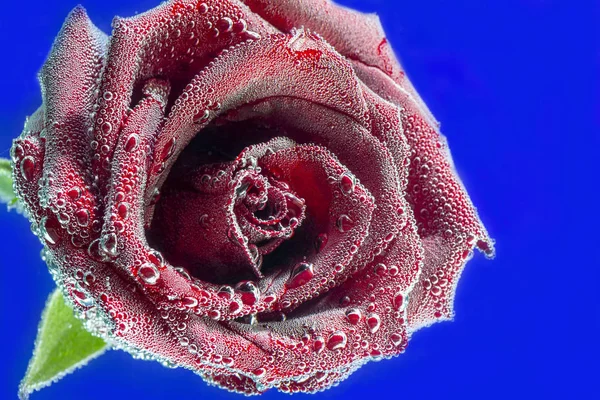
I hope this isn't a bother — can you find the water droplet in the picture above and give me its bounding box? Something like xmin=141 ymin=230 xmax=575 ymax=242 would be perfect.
xmin=229 ymin=299 xmax=242 ymax=314
xmin=366 ymin=313 xmax=381 ymax=333
xmin=161 ymin=138 xmax=176 ymax=161
xmin=313 ymin=336 xmax=325 ymax=353
xmin=75 ymin=209 xmax=90 ymax=227
xmin=336 ymin=214 xmax=354 ymax=233
xmin=73 ymin=287 xmax=94 ymax=307
xmin=197 ymin=2 xmax=208 ymax=14
xmin=217 ymin=17 xmax=233 ymax=32
xmin=100 ymin=233 xmax=118 ymax=257
xmin=40 ymin=215 xmax=61 ymax=245
xmin=67 ymin=186 xmax=82 ymax=200
xmin=314 ymin=233 xmax=328 ymax=253
xmin=182 ymin=296 xmax=198 ymax=308
xmin=20 ymin=156 xmax=35 ymax=181
xmin=287 ymin=262 xmax=314 ymax=289
xmin=138 ymin=263 xmax=160 ymax=285
xmin=253 ymin=367 xmax=266 ymax=377
xmin=235 ymin=281 xmax=259 ymax=305
xmin=218 ymin=285 xmax=234 ymax=300
xmin=124 ymin=133 xmax=139 ymax=152
xmin=327 ymin=331 xmax=347 ymax=350
xmin=345 ymin=308 xmax=361 ymax=325
xmin=339 ymin=172 xmax=355 ymax=195
xmin=193 ymin=109 xmax=209 ymax=124
xmin=117 ymin=202 xmax=129 ymax=219
xmin=390 ymin=332 xmax=403 ymax=347
xmin=392 ymin=292 xmax=404 ymax=310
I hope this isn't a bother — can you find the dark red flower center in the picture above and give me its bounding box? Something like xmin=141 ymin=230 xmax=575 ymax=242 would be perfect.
xmin=149 ymin=121 xmax=310 ymax=284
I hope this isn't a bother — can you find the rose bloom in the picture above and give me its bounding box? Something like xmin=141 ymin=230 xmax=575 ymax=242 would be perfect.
xmin=12 ymin=0 xmax=494 ymax=394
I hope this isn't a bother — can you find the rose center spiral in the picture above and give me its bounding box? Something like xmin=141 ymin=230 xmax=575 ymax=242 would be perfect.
xmin=148 ymin=123 xmax=307 ymax=284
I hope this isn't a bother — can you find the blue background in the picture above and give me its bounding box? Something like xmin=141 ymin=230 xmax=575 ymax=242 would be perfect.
xmin=0 ymin=0 xmax=597 ymax=399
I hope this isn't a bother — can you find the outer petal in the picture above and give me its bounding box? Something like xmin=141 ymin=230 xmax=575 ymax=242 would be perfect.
xmin=89 ymin=0 xmax=279 ymax=187
xmin=399 ymin=76 xmax=494 ymax=331
xmin=38 ymin=7 xmax=108 ymax=245
xmin=240 ymin=0 xmax=437 ymax=127
xmin=11 ymin=108 xmax=46 ymax=223
xmin=349 ymin=41 xmax=495 ymax=332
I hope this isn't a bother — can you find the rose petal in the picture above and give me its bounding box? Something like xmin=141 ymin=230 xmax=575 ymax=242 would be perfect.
xmin=186 ymin=238 xmax=411 ymax=385
xmin=89 ymin=0 xmax=278 ymax=187
xmin=349 ymin=55 xmax=495 ymax=331
xmin=241 ymin=0 xmax=400 ymax=82
xmin=145 ymin=31 xmax=412 ymax=295
xmin=11 ymin=108 xmax=46 ymax=221
xmin=146 ymin=29 xmax=370 ymax=202
xmin=201 ymin=371 xmax=263 ymax=395
xmin=226 ymin=96 xmax=416 ymax=293
xmin=15 ymin=7 xmax=107 ymax=248
xmin=254 ymin=144 xmax=375 ymax=309
xmin=398 ymin=79 xmax=494 ymax=331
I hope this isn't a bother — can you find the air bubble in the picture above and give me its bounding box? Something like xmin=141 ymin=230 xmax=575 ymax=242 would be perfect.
xmin=235 ymin=281 xmax=259 ymax=305
xmin=20 ymin=156 xmax=35 ymax=181
xmin=138 ymin=263 xmax=160 ymax=285
xmin=117 ymin=202 xmax=129 ymax=219
xmin=339 ymin=172 xmax=355 ymax=195
xmin=193 ymin=110 xmax=210 ymax=124
xmin=327 ymin=331 xmax=347 ymax=350
xmin=366 ymin=313 xmax=381 ymax=333
xmin=314 ymin=233 xmax=328 ymax=253
xmin=218 ymin=285 xmax=234 ymax=300
xmin=100 ymin=233 xmax=118 ymax=257
xmin=390 ymin=332 xmax=403 ymax=347
xmin=73 ymin=287 xmax=94 ymax=307
xmin=287 ymin=262 xmax=314 ymax=289
xmin=40 ymin=216 xmax=60 ymax=245
xmin=313 ymin=336 xmax=325 ymax=353
xmin=75 ymin=209 xmax=90 ymax=227
xmin=345 ymin=308 xmax=361 ymax=325
xmin=124 ymin=133 xmax=139 ymax=152
xmin=336 ymin=214 xmax=354 ymax=233
xmin=392 ymin=292 xmax=404 ymax=310
xmin=182 ymin=296 xmax=198 ymax=308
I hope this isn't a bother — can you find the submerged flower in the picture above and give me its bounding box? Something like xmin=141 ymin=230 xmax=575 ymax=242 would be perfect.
xmin=12 ymin=0 xmax=494 ymax=394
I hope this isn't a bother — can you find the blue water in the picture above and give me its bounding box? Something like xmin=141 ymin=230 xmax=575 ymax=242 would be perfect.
xmin=0 ymin=0 xmax=597 ymax=399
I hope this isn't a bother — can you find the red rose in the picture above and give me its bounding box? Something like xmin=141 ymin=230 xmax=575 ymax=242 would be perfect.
xmin=12 ymin=0 xmax=494 ymax=394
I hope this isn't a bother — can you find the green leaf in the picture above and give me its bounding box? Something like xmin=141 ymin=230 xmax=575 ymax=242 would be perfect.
xmin=0 ymin=157 xmax=16 ymax=205
xmin=19 ymin=289 xmax=109 ymax=399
